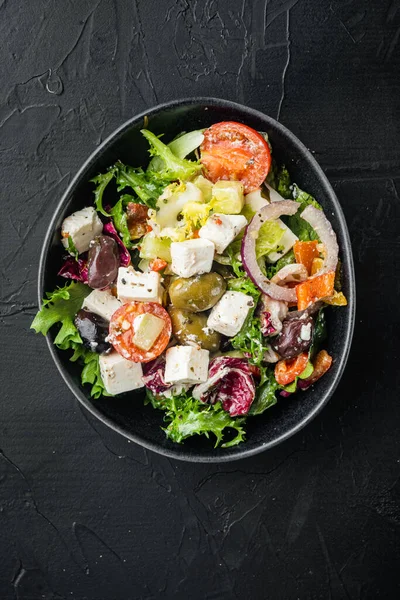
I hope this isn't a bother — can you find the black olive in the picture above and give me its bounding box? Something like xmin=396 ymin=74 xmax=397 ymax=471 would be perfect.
xmin=87 ymin=235 xmax=119 ymax=289
xmin=74 ymin=309 xmax=111 ymax=354
xmin=271 ymin=315 xmax=314 ymax=359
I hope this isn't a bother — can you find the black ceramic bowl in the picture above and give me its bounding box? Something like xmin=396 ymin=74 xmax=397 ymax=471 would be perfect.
xmin=39 ymin=98 xmax=355 ymax=463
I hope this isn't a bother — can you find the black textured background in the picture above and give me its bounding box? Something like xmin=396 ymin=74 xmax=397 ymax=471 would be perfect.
xmin=1 ymin=1 xmax=400 ymax=599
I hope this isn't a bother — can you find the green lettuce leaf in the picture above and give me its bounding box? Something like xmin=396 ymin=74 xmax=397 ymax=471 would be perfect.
xmin=92 ymin=162 xmax=163 ymax=218
xmin=141 ymin=129 xmax=202 ymax=181
xmin=145 ymin=390 xmax=246 ymax=448
xmin=66 ymin=236 xmax=79 ymax=259
xmin=31 ymin=283 xmax=109 ymax=399
xmin=292 ymin=184 xmax=322 ymax=209
xmin=266 ymin=163 xmax=292 ymax=199
xmin=230 ymin=295 xmax=269 ymax=368
xmin=148 ymin=129 xmax=205 ymax=172
xmin=249 ymin=369 xmax=280 ymax=415
xmin=265 ymin=249 xmax=296 ymax=279
xmin=108 ymin=195 xmax=133 ymax=249
xmin=255 ymin=220 xmax=285 ymax=259
xmin=227 ymin=276 xmax=260 ymax=299
xmin=116 ymin=163 xmax=163 ymax=208
xmin=31 ymin=282 xmax=91 ymax=337
xmin=225 ymin=242 xmax=269 ymax=367
xmin=310 ymin=308 xmax=327 ymax=359
xmin=91 ymin=169 xmax=116 ymax=217
xmin=80 ymin=351 xmax=110 ymax=399
xmin=286 ymin=184 xmax=322 ymax=241
xmin=69 ymin=344 xmax=110 ymax=399
xmin=225 ymin=239 xmax=244 ymax=278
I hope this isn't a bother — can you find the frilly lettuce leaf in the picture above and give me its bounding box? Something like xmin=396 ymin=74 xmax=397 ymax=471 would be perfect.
xmin=145 ymin=390 xmax=246 ymax=448
xmin=31 ymin=282 xmax=109 ymax=399
xmin=142 ymin=129 xmax=202 ymax=181
xmin=31 ymin=282 xmax=91 ymax=337
xmin=148 ymin=129 xmax=204 ymax=172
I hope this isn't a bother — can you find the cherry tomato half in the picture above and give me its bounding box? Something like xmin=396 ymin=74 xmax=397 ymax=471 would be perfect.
xmin=109 ymin=302 xmax=172 ymax=363
xmin=200 ymin=121 xmax=272 ymax=193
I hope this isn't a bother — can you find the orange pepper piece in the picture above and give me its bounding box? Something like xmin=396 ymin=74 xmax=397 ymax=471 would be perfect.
xmin=302 ymin=350 xmax=332 ymax=386
xmin=296 ymin=271 xmax=335 ymax=310
xmin=293 ymin=240 xmax=320 ymax=275
xmin=275 ymin=352 xmax=309 ymax=386
xmin=149 ymin=258 xmax=168 ymax=272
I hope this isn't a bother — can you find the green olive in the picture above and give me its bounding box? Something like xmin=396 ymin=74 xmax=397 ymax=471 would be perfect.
xmin=212 ymin=261 xmax=234 ymax=280
xmin=168 ymin=307 xmax=221 ymax=352
xmin=169 ymin=273 xmax=226 ymax=313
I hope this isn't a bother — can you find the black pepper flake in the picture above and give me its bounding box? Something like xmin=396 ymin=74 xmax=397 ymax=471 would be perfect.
xmin=147 ymin=289 xmax=152 ymax=292
xmin=121 ymin=278 xmax=127 ymax=285
xmin=247 ymin=301 xmax=253 ymax=306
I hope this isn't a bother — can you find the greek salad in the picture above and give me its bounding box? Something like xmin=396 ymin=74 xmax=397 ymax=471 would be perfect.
xmin=32 ymin=121 xmax=347 ymax=448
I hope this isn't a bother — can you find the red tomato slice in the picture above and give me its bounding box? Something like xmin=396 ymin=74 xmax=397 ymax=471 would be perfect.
xmin=109 ymin=302 xmax=171 ymax=363
xmin=200 ymin=121 xmax=272 ymax=193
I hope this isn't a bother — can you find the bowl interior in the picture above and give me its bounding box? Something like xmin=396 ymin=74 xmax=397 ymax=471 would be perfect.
xmin=40 ymin=99 xmax=355 ymax=462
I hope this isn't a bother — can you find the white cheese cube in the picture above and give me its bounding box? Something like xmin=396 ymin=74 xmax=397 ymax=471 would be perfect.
xmin=82 ymin=289 xmax=121 ymax=321
xmin=198 ymin=213 xmax=247 ymax=254
xmin=244 ymin=189 xmax=298 ymax=263
xmin=244 ymin=189 xmax=268 ymax=213
xmin=207 ymin=291 xmax=254 ymax=337
xmin=164 ymin=346 xmax=209 ymax=385
xmin=170 ymin=239 xmax=214 ymax=278
xmin=61 ymin=207 xmax=103 ymax=254
xmin=132 ymin=313 xmax=165 ymax=351
xmin=99 ymin=351 xmax=144 ymax=395
xmin=117 ymin=267 xmax=164 ymax=304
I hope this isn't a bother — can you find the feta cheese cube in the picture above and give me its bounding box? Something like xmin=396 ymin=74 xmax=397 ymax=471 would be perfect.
xmin=300 ymin=322 xmax=312 ymax=341
xmin=170 ymin=239 xmax=214 ymax=278
xmin=244 ymin=189 xmax=268 ymax=213
xmin=207 ymin=291 xmax=254 ymax=337
xmin=164 ymin=346 xmax=209 ymax=385
xmin=132 ymin=313 xmax=165 ymax=351
xmin=82 ymin=289 xmax=121 ymax=321
xmin=199 ymin=213 xmax=247 ymax=254
xmin=61 ymin=207 xmax=103 ymax=254
xmin=117 ymin=267 xmax=164 ymax=304
xmin=99 ymin=351 xmax=143 ymax=395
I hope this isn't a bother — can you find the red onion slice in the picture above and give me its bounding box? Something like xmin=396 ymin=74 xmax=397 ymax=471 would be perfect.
xmin=241 ymin=200 xmax=299 ymax=302
xmin=300 ymin=205 xmax=339 ymax=274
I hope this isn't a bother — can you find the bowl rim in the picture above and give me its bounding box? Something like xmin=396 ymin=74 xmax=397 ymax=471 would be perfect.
xmin=38 ymin=96 xmax=356 ymax=463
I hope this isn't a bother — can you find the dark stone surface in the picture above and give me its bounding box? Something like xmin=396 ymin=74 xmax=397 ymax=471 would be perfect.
xmin=0 ymin=0 xmax=399 ymax=598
